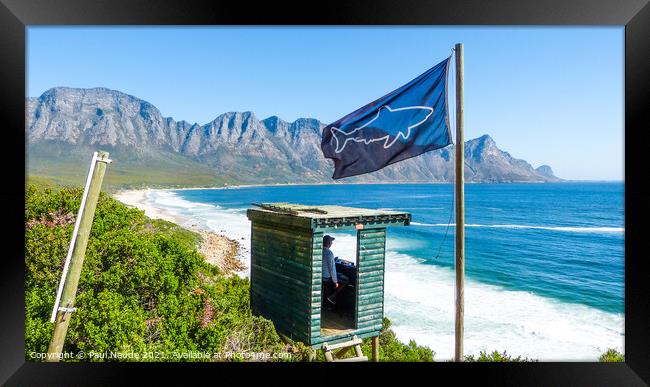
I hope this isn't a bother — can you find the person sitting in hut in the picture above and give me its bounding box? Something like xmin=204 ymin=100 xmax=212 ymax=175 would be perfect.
xmin=322 ymin=235 xmax=349 ymax=308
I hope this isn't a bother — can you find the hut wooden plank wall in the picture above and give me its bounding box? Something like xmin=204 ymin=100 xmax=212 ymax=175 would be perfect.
xmin=247 ymin=203 xmax=410 ymax=348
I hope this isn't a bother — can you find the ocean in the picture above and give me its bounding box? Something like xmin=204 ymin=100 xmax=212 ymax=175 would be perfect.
xmin=142 ymin=182 xmax=624 ymax=360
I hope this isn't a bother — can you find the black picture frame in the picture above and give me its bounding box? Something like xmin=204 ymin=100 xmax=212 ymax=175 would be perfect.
xmin=2 ymin=0 xmax=648 ymax=385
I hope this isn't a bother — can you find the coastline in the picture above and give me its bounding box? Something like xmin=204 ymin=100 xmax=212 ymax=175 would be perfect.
xmin=113 ymin=189 xmax=188 ymax=224
xmin=111 ymin=181 xmax=453 ymax=195
xmin=110 ymin=184 xmax=625 ymax=360
xmin=110 ymin=180 xmax=617 ymax=197
xmin=112 ymin=188 xmax=248 ymax=277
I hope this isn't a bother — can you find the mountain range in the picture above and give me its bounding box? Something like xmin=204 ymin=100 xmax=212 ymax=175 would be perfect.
xmin=26 ymin=87 xmax=561 ymax=188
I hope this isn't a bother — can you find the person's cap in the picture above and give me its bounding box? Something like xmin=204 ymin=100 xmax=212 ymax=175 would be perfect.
xmin=323 ymin=235 xmax=335 ymax=243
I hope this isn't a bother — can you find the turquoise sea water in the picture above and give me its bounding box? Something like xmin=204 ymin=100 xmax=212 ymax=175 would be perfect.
xmin=145 ymin=182 xmax=624 ymax=359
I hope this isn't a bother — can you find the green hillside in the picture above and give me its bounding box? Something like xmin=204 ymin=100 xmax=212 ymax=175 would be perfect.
xmin=27 ymin=143 xmax=242 ymax=191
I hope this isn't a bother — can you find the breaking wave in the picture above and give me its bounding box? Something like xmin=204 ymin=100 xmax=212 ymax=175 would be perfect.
xmin=410 ymin=222 xmax=624 ymax=234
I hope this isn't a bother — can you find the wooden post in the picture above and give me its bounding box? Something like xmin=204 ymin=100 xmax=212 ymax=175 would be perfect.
xmin=454 ymin=43 xmax=465 ymax=362
xmin=45 ymin=151 xmax=111 ymax=362
xmin=371 ymin=335 xmax=379 ymax=362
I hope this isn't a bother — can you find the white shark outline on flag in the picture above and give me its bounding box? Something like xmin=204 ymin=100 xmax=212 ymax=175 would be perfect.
xmin=330 ymin=105 xmax=434 ymax=153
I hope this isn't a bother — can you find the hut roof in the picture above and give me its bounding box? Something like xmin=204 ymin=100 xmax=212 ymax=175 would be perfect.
xmin=247 ymin=202 xmax=411 ymax=229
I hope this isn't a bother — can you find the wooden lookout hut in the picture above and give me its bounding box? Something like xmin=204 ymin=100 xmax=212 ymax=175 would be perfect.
xmin=246 ymin=203 xmax=411 ymax=360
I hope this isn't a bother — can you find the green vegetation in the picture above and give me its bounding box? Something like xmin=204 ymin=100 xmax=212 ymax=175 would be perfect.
xmin=360 ymin=317 xmax=434 ymax=361
xmin=27 ymin=144 xmax=242 ymax=191
xmin=462 ymin=348 xmax=625 ymax=362
xmin=464 ymin=350 xmax=536 ymax=362
xmin=599 ymin=348 xmax=624 ymax=362
xmin=26 ymin=183 xmax=306 ymax=361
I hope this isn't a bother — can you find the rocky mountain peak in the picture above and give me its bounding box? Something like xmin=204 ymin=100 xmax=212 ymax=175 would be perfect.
xmin=536 ymin=165 xmax=555 ymax=178
xmin=261 ymin=115 xmax=288 ymax=134
xmin=477 ymin=134 xmax=496 ymax=145
xmin=468 ymin=134 xmax=496 ymax=151
xmin=465 ymin=134 xmax=499 ymax=161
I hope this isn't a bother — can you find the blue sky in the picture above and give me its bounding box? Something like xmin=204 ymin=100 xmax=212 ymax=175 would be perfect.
xmin=27 ymin=27 xmax=623 ymax=180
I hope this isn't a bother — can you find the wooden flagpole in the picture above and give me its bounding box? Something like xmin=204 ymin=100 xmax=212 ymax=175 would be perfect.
xmin=45 ymin=151 xmax=111 ymax=362
xmin=454 ymin=43 xmax=465 ymax=362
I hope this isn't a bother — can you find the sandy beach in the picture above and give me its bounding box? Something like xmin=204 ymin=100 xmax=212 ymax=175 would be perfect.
xmin=113 ymin=189 xmax=188 ymax=224
xmin=112 ymin=188 xmax=248 ymax=277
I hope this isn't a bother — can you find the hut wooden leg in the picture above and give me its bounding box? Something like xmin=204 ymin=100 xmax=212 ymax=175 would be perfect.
xmin=371 ymin=336 xmax=379 ymax=362
xmin=324 ymin=349 xmax=334 ymax=362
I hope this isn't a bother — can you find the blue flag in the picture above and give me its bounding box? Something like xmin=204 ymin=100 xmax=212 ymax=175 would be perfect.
xmin=321 ymin=57 xmax=453 ymax=179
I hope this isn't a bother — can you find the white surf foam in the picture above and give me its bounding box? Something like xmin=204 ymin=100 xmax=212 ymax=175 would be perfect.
xmin=146 ymin=190 xmax=220 ymax=212
xmin=411 ymin=222 xmax=624 ymax=234
xmin=383 ymin=239 xmax=624 ymax=361
xmin=145 ymin=190 xmax=624 ymax=360
xmin=145 ymin=190 xmax=251 ymax=276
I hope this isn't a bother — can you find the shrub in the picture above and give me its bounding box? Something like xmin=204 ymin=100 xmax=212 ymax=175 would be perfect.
xmin=464 ymin=350 xmax=535 ymax=362
xmin=359 ymin=317 xmax=435 ymax=362
xmin=25 ymin=184 xmax=295 ymax=362
xmin=599 ymin=348 xmax=624 ymax=362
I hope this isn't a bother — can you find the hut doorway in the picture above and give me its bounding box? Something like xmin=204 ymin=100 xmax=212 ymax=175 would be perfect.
xmin=320 ymin=232 xmax=359 ymax=337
